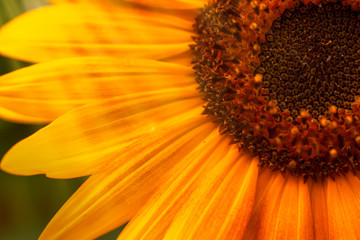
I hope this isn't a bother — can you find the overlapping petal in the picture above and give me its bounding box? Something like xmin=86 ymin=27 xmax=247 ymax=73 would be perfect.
xmin=39 ymin=121 xmax=215 ymax=240
xmin=123 ymin=0 xmax=208 ymax=9
xmin=48 ymin=0 xmax=207 ymax=9
xmin=326 ymin=174 xmax=360 ymax=240
xmin=0 ymin=57 xmax=195 ymax=123
xmin=0 ymin=106 xmax=49 ymax=123
xmin=0 ymin=3 xmax=192 ymax=62
xmin=2 ymin=1 xmax=359 ymax=240
xmin=244 ymin=171 xmax=314 ymax=240
xmin=118 ymin=135 xmax=234 ymax=239
xmin=162 ymin=153 xmax=258 ymax=240
xmin=310 ymin=180 xmax=329 ymax=240
xmin=1 ymin=97 xmax=203 ymax=179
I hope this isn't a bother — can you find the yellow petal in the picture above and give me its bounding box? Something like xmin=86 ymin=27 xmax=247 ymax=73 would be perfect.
xmin=118 ymin=134 xmax=233 ymax=240
xmin=0 ymin=106 xmax=48 ymax=123
xmin=326 ymin=174 xmax=360 ymax=240
xmin=0 ymin=57 xmax=195 ymax=123
xmin=162 ymin=153 xmax=259 ymax=240
xmin=244 ymin=172 xmax=314 ymax=240
xmin=0 ymin=4 xmax=192 ymax=62
xmin=1 ymin=96 xmax=203 ymax=178
xmin=48 ymin=0 xmax=207 ymax=9
xmin=39 ymin=121 xmax=215 ymax=240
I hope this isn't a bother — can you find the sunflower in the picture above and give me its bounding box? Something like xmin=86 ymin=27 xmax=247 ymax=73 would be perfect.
xmin=1 ymin=0 xmax=360 ymax=239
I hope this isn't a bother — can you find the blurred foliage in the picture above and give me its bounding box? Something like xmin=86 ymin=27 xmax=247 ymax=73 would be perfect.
xmin=0 ymin=0 xmax=125 ymax=239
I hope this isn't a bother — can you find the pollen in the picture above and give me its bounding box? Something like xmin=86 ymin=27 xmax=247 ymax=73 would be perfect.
xmin=192 ymin=0 xmax=360 ymax=180
xmin=329 ymin=149 xmax=338 ymax=159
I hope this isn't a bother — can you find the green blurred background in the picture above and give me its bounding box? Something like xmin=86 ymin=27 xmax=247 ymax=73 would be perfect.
xmin=0 ymin=1 xmax=124 ymax=239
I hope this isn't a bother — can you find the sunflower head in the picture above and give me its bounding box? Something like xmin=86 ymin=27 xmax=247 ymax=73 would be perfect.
xmin=192 ymin=0 xmax=360 ymax=181
xmin=2 ymin=0 xmax=360 ymax=239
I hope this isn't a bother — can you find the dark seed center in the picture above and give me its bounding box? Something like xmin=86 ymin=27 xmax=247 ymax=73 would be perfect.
xmin=257 ymin=2 xmax=360 ymax=119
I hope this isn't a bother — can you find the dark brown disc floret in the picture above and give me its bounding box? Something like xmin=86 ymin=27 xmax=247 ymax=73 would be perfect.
xmin=192 ymin=0 xmax=360 ymax=181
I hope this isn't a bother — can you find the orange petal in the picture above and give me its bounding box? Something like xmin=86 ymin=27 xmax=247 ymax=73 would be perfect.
xmin=245 ymin=172 xmax=314 ymax=240
xmin=310 ymin=180 xmax=329 ymax=240
xmin=123 ymin=0 xmax=207 ymax=9
xmin=215 ymin=158 xmax=259 ymax=240
xmin=0 ymin=57 xmax=195 ymax=123
xmin=39 ymin=121 xmax=215 ymax=240
xmin=0 ymin=4 xmax=192 ymax=62
xmin=242 ymin=169 xmax=284 ymax=239
xmin=1 ymin=96 xmax=203 ymax=178
xmin=161 ymin=50 xmax=193 ymax=67
xmin=326 ymin=174 xmax=360 ymax=240
xmin=118 ymin=135 xmax=234 ymax=240
xmin=162 ymin=153 xmax=259 ymax=240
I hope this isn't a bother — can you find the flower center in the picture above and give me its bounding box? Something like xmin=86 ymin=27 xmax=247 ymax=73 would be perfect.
xmin=257 ymin=2 xmax=360 ymax=120
xmin=192 ymin=0 xmax=360 ymax=181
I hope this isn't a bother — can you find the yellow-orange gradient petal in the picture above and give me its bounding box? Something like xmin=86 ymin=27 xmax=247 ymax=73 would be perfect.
xmin=1 ymin=96 xmax=202 ymax=179
xmin=161 ymin=154 xmax=258 ymax=240
xmin=0 ymin=106 xmax=50 ymax=123
xmin=309 ymin=180 xmax=329 ymax=240
xmin=48 ymin=0 xmax=207 ymax=9
xmin=39 ymin=121 xmax=215 ymax=240
xmin=0 ymin=57 xmax=195 ymax=123
xmin=244 ymin=171 xmax=314 ymax=240
xmin=161 ymin=50 xmax=193 ymax=67
xmin=0 ymin=3 xmax=192 ymax=62
xmin=326 ymin=174 xmax=360 ymax=240
xmin=118 ymin=134 xmax=233 ymax=240
xmin=123 ymin=0 xmax=207 ymax=9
